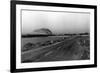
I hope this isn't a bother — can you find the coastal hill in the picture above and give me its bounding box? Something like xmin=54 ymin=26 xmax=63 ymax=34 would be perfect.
xmin=34 ymin=28 xmax=52 ymax=35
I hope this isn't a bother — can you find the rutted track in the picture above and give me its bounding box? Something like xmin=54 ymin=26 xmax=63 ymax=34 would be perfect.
xmin=21 ymin=36 xmax=89 ymax=63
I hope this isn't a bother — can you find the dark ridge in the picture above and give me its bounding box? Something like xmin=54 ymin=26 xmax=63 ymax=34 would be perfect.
xmin=22 ymin=33 xmax=89 ymax=38
xmin=22 ymin=34 xmax=53 ymax=38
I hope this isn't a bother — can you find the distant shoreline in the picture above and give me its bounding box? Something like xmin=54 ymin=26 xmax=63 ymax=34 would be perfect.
xmin=22 ymin=33 xmax=89 ymax=38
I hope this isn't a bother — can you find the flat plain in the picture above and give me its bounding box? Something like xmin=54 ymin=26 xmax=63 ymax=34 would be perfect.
xmin=21 ymin=35 xmax=90 ymax=63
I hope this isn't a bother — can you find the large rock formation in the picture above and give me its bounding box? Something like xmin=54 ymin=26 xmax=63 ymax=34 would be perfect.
xmin=34 ymin=28 xmax=52 ymax=35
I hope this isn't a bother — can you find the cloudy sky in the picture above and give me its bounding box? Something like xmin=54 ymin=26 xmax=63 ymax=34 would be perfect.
xmin=22 ymin=10 xmax=90 ymax=34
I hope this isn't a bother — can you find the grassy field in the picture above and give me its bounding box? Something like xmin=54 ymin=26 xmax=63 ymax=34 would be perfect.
xmin=21 ymin=35 xmax=90 ymax=63
xmin=21 ymin=36 xmax=69 ymax=51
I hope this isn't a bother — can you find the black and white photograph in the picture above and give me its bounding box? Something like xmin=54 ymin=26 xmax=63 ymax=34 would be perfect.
xmin=21 ymin=10 xmax=90 ymax=63
xmin=11 ymin=1 xmax=97 ymax=72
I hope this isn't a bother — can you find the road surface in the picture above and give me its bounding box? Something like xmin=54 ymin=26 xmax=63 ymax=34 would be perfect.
xmin=21 ymin=36 xmax=87 ymax=63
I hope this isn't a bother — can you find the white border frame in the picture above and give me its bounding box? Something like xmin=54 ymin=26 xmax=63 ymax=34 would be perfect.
xmin=16 ymin=4 xmax=94 ymax=69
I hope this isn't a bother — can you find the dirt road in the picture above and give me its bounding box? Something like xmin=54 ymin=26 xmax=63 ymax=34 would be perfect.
xmin=22 ymin=36 xmax=87 ymax=63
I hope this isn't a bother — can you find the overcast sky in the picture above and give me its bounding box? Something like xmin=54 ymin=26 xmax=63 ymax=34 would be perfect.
xmin=22 ymin=10 xmax=90 ymax=34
